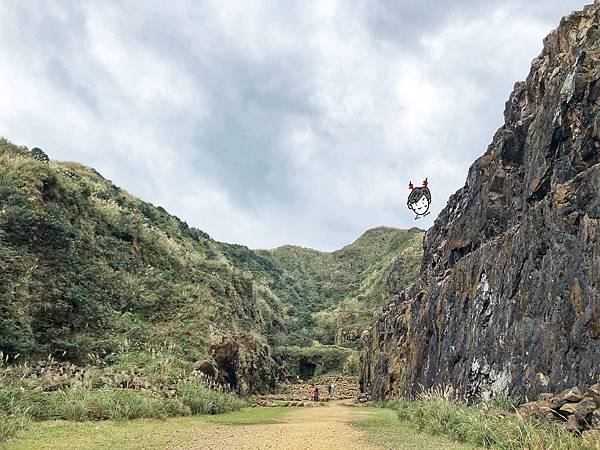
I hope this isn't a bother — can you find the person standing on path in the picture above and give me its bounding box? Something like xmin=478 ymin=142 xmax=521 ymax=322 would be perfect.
xmin=328 ymin=383 xmax=335 ymax=396
xmin=313 ymin=386 xmax=320 ymax=402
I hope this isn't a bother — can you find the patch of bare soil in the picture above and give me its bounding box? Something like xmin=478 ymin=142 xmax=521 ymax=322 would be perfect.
xmin=171 ymin=400 xmax=377 ymax=450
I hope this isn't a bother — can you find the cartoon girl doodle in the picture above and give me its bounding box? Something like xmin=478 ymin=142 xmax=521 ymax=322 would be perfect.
xmin=407 ymin=178 xmax=431 ymax=219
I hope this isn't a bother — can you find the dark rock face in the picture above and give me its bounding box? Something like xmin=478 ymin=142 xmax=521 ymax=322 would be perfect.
xmin=212 ymin=334 xmax=280 ymax=395
xmin=362 ymin=4 xmax=600 ymax=401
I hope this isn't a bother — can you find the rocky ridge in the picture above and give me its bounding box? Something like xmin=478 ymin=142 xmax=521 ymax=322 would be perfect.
xmin=361 ymin=3 xmax=600 ymax=402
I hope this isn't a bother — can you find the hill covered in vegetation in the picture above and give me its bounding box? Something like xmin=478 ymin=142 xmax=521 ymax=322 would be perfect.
xmin=260 ymin=227 xmax=423 ymax=347
xmin=0 ymin=138 xmax=422 ymax=390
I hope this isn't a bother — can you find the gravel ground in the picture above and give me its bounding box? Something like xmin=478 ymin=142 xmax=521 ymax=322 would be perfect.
xmin=170 ymin=400 xmax=377 ymax=450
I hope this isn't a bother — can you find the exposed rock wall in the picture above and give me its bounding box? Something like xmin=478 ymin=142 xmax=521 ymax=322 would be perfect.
xmin=211 ymin=334 xmax=281 ymax=395
xmin=362 ymin=3 xmax=600 ymax=401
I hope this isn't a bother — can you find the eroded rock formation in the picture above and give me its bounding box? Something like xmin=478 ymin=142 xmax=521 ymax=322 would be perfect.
xmin=211 ymin=334 xmax=281 ymax=394
xmin=362 ymin=3 xmax=600 ymax=401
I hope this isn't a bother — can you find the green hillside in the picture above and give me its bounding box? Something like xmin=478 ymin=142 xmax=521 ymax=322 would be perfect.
xmin=0 ymin=137 xmax=422 ymax=383
xmin=220 ymin=227 xmax=424 ymax=348
xmin=264 ymin=227 xmax=423 ymax=347
xmin=0 ymin=138 xmax=285 ymax=365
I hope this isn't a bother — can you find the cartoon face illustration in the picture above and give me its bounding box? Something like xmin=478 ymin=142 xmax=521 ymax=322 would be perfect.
xmin=407 ymin=179 xmax=431 ymax=219
xmin=411 ymin=194 xmax=430 ymax=215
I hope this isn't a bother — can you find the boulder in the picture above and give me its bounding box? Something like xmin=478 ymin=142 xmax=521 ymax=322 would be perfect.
xmin=559 ymin=403 xmax=578 ymax=415
xmin=565 ymin=415 xmax=584 ymax=433
xmin=211 ymin=334 xmax=279 ymax=395
xmin=191 ymin=360 xmax=218 ymax=378
xmin=519 ymin=400 xmax=555 ymax=420
xmin=562 ymin=387 xmax=586 ymax=403
xmin=520 ymin=385 xmax=599 ymax=433
xmin=574 ymin=398 xmax=597 ymax=420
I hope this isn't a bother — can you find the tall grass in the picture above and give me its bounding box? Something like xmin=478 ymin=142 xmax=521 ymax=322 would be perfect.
xmin=387 ymin=397 xmax=598 ymax=450
xmin=0 ymin=410 xmax=30 ymax=443
xmin=0 ymin=387 xmax=189 ymax=421
xmin=178 ymin=380 xmax=246 ymax=415
xmin=0 ymin=345 xmax=247 ymax=444
xmin=0 ymin=383 xmax=245 ymax=442
xmin=0 ymin=385 xmax=245 ymax=421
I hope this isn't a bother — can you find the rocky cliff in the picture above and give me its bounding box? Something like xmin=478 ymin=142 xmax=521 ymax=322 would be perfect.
xmin=361 ymin=3 xmax=600 ymax=402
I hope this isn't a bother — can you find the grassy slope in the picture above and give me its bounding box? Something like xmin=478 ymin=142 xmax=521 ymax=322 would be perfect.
xmin=0 ymin=137 xmax=422 ymax=363
xmin=255 ymin=227 xmax=424 ymax=346
xmin=0 ymin=139 xmax=284 ymax=363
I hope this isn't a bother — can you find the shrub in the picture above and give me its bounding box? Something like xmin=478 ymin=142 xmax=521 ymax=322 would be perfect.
xmin=29 ymin=147 xmax=49 ymax=162
xmin=177 ymin=380 xmax=245 ymax=415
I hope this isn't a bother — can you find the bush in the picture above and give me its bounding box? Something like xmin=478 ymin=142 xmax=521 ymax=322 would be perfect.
xmin=177 ymin=381 xmax=245 ymax=415
xmin=29 ymin=147 xmax=49 ymax=162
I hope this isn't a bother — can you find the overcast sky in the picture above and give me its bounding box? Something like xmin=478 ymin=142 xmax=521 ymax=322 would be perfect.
xmin=0 ymin=1 xmax=590 ymax=250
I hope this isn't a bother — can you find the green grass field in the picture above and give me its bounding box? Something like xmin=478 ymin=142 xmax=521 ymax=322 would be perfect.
xmin=355 ymin=407 xmax=476 ymax=449
xmin=1 ymin=407 xmax=290 ymax=450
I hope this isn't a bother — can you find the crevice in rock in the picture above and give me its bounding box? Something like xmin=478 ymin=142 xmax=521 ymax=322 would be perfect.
xmin=448 ymin=243 xmax=473 ymax=267
xmin=298 ymin=358 xmax=316 ymax=379
xmin=528 ymin=169 xmax=553 ymax=204
xmin=510 ymin=257 xmax=528 ymax=299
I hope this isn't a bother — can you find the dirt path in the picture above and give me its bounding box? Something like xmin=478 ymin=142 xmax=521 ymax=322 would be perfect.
xmin=171 ymin=401 xmax=377 ymax=450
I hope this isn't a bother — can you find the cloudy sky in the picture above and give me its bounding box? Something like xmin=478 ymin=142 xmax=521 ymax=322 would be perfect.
xmin=0 ymin=1 xmax=590 ymax=250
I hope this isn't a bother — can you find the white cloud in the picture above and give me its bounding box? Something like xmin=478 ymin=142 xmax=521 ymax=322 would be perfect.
xmin=0 ymin=0 xmax=590 ymax=250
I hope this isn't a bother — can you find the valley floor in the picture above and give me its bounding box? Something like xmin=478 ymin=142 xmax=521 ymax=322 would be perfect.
xmin=3 ymin=401 xmax=472 ymax=450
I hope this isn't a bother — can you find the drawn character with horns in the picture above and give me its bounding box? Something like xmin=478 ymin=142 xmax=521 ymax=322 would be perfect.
xmin=407 ymin=178 xmax=431 ymax=219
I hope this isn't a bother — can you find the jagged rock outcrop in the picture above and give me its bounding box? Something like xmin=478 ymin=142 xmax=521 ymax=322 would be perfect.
xmin=362 ymin=3 xmax=600 ymax=401
xmin=211 ymin=334 xmax=281 ymax=394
